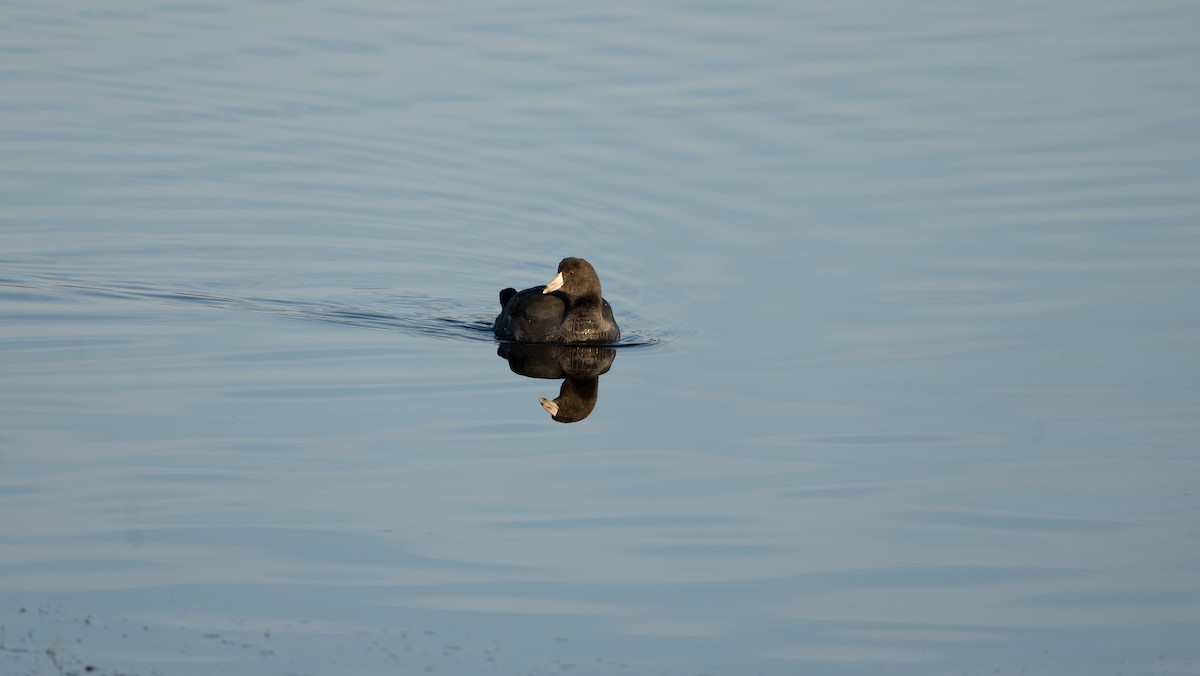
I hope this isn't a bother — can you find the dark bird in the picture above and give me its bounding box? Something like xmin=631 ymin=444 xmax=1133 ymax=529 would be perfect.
xmin=493 ymin=257 xmax=620 ymax=344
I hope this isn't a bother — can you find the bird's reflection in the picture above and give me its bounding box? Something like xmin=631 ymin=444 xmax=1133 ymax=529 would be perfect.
xmin=496 ymin=343 xmax=617 ymax=423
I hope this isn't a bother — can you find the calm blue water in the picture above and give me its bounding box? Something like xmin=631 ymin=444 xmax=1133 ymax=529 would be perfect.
xmin=3 ymin=1 xmax=1199 ymax=675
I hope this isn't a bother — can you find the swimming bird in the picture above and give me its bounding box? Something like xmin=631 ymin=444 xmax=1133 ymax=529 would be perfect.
xmin=493 ymin=257 xmax=620 ymax=344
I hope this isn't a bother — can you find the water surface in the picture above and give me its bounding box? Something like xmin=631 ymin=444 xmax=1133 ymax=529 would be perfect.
xmin=3 ymin=1 xmax=1199 ymax=675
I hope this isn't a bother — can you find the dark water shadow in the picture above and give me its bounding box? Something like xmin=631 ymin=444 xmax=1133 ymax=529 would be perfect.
xmin=496 ymin=342 xmax=618 ymax=423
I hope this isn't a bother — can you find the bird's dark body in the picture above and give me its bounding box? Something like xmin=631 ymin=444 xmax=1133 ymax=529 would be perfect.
xmin=493 ymin=258 xmax=620 ymax=344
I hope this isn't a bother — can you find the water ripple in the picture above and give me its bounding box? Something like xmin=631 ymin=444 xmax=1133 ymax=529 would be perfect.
xmin=3 ymin=273 xmax=668 ymax=347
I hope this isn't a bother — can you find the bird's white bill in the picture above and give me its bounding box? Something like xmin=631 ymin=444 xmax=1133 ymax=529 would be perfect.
xmin=539 ymin=397 xmax=559 ymax=416
xmin=542 ymin=271 xmax=564 ymax=294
